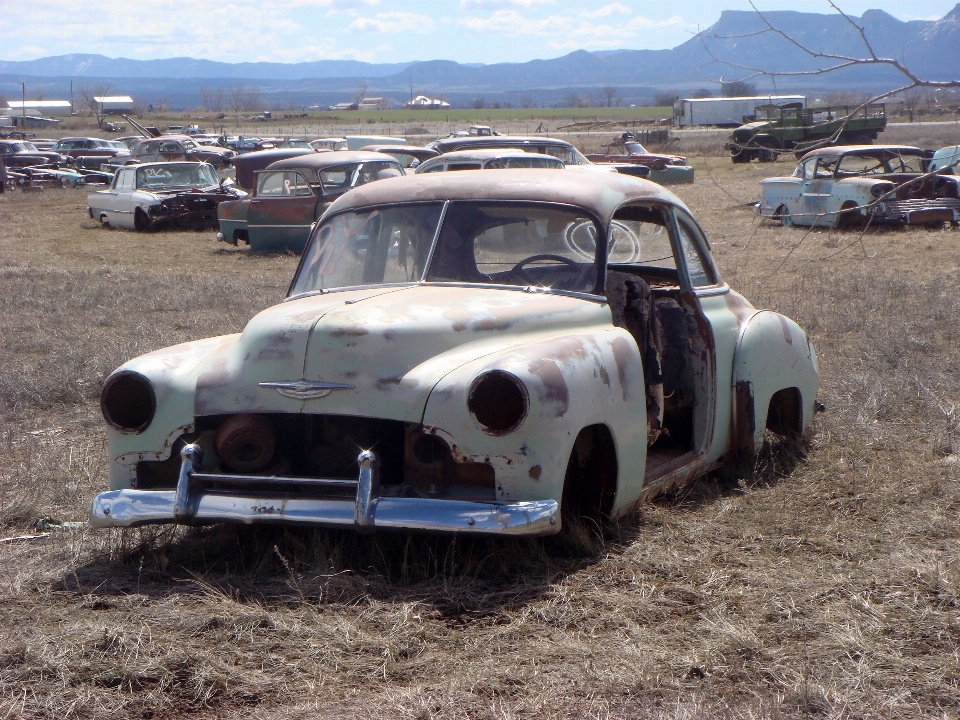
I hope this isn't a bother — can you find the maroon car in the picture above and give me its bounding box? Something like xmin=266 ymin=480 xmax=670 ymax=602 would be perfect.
xmin=52 ymin=137 xmax=131 ymax=169
xmin=0 ymin=140 xmax=69 ymax=169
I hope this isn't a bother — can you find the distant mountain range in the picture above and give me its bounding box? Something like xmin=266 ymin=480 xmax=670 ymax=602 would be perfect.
xmin=2 ymin=5 xmax=957 ymax=109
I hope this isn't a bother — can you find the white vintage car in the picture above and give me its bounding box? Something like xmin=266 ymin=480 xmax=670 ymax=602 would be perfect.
xmin=756 ymin=145 xmax=960 ymax=228
xmin=91 ymin=170 xmax=819 ymax=535
xmin=87 ymin=162 xmax=245 ymax=231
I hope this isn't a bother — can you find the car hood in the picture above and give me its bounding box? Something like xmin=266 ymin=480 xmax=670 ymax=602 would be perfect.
xmin=193 ymin=284 xmax=609 ymax=422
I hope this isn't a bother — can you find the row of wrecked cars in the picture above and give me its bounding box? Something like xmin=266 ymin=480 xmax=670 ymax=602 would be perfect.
xmin=85 ymin=130 xmax=695 ymax=239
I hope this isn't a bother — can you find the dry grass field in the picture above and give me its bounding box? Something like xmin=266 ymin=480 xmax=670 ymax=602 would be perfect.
xmin=1 ymin=134 xmax=959 ymax=718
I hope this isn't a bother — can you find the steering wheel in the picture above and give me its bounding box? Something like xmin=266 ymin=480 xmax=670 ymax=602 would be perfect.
xmin=510 ymin=253 xmax=583 ymax=286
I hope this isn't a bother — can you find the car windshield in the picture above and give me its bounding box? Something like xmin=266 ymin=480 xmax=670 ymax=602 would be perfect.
xmin=135 ymin=164 xmax=218 ymax=189
xmin=836 ymin=152 xmax=927 ymax=176
xmin=22 ymin=142 xmax=38 ymax=152
xmin=289 ymin=202 xmax=601 ymax=297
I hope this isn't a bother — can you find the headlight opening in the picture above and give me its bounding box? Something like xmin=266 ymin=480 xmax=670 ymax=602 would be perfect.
xmin=468 ymin=371 xmax=528 ymax=435
xmin=100 ymin=371 xmax=157 ymax=434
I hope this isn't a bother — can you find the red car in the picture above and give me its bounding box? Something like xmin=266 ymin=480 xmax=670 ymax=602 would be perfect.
xmin=586 ymin=133 xmax=694 ymax=184
xmin=52 ymin=137 xmax=131 ymax=169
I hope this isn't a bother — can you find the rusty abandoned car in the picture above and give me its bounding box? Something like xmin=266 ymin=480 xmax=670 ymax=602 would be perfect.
xmin=91 ymin=170 xmax=819 ymax=535
xmin=216 ymin=151 xmax=405 ymax=252
xmin=86 ymin=162 xmax=244 ymax=231
xmin=757 ymin=145 xmax=960 ymax=227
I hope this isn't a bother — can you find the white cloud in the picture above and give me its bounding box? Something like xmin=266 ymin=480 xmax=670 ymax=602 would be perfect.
xmin=546 ymin=15 xmax=688 ymax=50
xmin=457 ymin=10 xmax=572 ymax=36
xmin=580 ymin=3 xmax=631 ymax=19
xmin=460 ymin=0 xmax=553 ymax=8
xmin=347 ymin=11 xmax=435 ymax=33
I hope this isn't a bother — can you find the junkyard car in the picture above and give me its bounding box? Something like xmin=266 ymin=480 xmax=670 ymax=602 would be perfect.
xmin=122 ymin=135 xmax=235 ymax=167
xmin=930 ymin=145 xmax=960 ymax=175
xmin=426 ymin=135 xmax=651 ymax=180
xmin=757 ymin=145 xmax=960 ymax=227
xmin=311 ymin=138 xmax=348 ymax=151
xmin=358 ymin=145 xmax=439 ymax=170
xmin=0 ymin=140 xmax=67 ymax=169
xmin=587 ymin=134 xmax=694 ymax=185
xmin=415 ymin=148 xmax=565 ymax=173
xmin=217 ymin=150 xmax=403 ymax=252
xmin=53 ymin=137 xmax=131 ymax=169
xmin=87 ymin=162 xmax=244 ymax=231
xmin=91 ymin=170 xmax=819 ymax=535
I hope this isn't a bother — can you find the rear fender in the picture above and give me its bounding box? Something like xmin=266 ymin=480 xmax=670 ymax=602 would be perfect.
xmin=732 ymin=311 xmax=819 ymax=456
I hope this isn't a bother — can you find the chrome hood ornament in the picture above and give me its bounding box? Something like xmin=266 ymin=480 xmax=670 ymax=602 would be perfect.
xmin=259 ymin=380 xmax=355 ymax=400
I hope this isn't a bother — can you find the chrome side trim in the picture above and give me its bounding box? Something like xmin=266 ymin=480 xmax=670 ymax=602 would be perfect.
xmin=90 ymin=448 xmax=559 ymax=536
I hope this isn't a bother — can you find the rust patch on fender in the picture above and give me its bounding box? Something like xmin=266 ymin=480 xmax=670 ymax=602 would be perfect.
xmin=329 ymin=326 xmax=368 ymax=338
xmin=599 ymin=366 xmax=611 ymax=386
xmin=528 ymin=465 xmax=542 ymax=480
xmin=527 ymin=358 xmax=569 ymax=417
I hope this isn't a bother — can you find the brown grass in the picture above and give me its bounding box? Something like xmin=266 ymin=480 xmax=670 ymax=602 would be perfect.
xmin=1 ymin=137 xmax=959 ymax=719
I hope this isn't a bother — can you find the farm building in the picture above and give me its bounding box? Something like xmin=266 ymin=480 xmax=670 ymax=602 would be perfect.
xmin=93 ymin=96 xmax=134 ymax=114
xmin=6 ymin=100 xmax=73 ymax=117
xmin=358 ymin=97 xmax=393 ymax=111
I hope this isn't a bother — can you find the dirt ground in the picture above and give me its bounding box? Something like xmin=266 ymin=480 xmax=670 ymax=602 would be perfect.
xmin=1 ymin=133 xmax=959 ymax=719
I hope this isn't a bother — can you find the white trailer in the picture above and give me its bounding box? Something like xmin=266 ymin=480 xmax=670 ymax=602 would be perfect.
xmin=673 ymin=96 xmax=806 ymax=127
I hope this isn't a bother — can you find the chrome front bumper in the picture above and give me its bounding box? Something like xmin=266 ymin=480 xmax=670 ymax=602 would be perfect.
xmin=90 ymin=445 xmax=559 ymax=536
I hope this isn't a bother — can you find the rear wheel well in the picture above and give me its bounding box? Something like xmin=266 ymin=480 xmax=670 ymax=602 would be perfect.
xmin=234 ymin=229 xmax=249 ymax=245
xmin=561 ymin=424 xmax=617 ymax=525
xmin=767 ymin=387 xmax=803 ymax=436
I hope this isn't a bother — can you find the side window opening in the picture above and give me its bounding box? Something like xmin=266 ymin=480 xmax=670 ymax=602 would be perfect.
xmin=674 ymin=214 xmax=718 ymax=288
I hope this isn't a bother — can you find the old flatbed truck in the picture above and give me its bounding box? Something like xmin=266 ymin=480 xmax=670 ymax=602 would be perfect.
xmin=726 ymin=103 xmax=887 ymax=163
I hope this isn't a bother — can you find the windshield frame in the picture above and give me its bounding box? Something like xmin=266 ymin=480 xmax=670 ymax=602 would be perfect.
xmin=286 ymin=199 xmax=608 ymax=302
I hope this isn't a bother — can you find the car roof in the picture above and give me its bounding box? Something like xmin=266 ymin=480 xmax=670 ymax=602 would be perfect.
xmin=429 ymin=135 xmax=574 ymax=153
xmin=266 ymin=150 xmax=402 ymax=171
xmin=118 ymin=161 xmax=209 ymax=170
xmin=325 ymin=168 xmax=684 ymax=222
xmin=431 ymin=148 xmax=556 ymax=161
xmin=799 ymin=145 xmax=924 ymax=160
xmin=359 ymin=145 xmax=438 ymax=158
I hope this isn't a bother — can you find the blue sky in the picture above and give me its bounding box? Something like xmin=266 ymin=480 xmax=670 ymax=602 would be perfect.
xmin=1 ymin=0 xmax=956 ymax=64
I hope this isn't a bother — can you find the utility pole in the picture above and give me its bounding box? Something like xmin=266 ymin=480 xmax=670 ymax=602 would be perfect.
xmin=70 ymin=80 xmax=73 ymax=114
xmin=21 ymin=83 xmax=25 ymax=128
xmin=409 ymin=75 xmax=413 ymax=104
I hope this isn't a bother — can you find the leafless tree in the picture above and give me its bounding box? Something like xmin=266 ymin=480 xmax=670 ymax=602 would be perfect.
xmin=243 ymin=86 xmax=263 ymax=112
xmin=77 ymin=82 xmax=112 ymax=127
xmin=601 ymin=86 xmax=617 ymax=107
xmin=721 ymin=80 xmax=757 ymax=97
xmin=520 ymin=95 xmax=533 ymax=109
xmin=900 ymin=89 xmax=922 ymax=122
xmin=354 ymin=82 xmax=369 ymax=106
xmin=199 ymin=85 xmax=227 ymax=112
xmin=132 ymin=96 xmax=149 ymax=119
xmin=472 ymin=97 xmax=485 ymax=109
xmin=653 ymin=91 xmax=679 ymax=106
xmin=227 ymin=84 xmax=246 ymax=126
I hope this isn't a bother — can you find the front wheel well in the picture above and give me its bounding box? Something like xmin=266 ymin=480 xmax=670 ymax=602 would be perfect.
xmin=766 ymin=387 xmax=803 ymax=436
xmin=560 ymin=424 xmax=617 ymax=525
